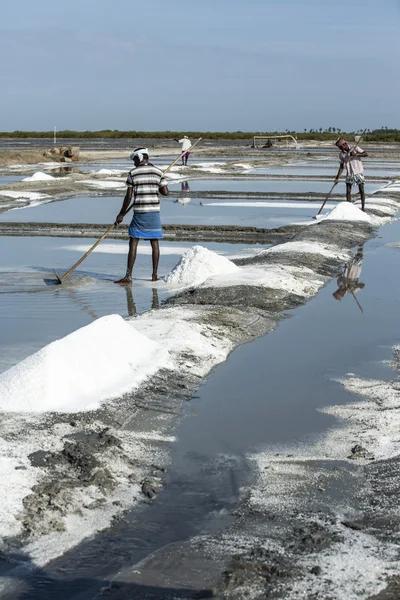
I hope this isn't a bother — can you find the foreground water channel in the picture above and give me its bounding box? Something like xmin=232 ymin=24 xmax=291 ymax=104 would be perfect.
xmin=0 ymin=153 xmax=398 ymax=598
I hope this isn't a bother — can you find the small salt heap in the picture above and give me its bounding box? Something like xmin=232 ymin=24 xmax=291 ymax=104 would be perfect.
xmin=22 ymin=171 xmax=55 ymax=182
xmin=165 ymin=245 xmax=239 ymax=287
xmin=320 ymin=202 xmax=372 ymax=223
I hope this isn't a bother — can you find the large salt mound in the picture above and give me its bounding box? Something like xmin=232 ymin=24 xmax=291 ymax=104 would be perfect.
xmin=22 ymin=171 xmax=55 ymax=182
xmin=164 ymin=245 xmax=239 ymax=287
xmin=0 ymin=315 xmax=169 ymax=413
xmin=320 ymin=202 xmax=372 ymax=223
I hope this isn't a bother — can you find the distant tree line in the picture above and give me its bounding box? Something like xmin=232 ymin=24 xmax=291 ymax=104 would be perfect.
xmin=0 ymin=128 xmax=399 ymax=142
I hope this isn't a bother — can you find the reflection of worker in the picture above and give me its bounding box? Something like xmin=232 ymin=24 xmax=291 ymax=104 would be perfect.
xmin=114 ymin=148 xmax=169 ymax=284
xmin=124 ymin=286 xmax=159 ymax=316
xmin=174 ymin=135 xmax=192 ymax=165
xmin=335 ymin=138 xmax=368 ymax=211
xmin=333 ymin=247 xmax=365 ymax=302
xmin=173 ymin=181 xmax=191 ymax=205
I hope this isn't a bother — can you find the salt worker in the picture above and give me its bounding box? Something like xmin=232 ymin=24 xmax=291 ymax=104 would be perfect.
xmin=335 ymin=138 xmax=368 ymax=211
xmin=174 ymin=135 xmax=192 ymax=165
xmin=114 ymin=148 xmax=169 ymax=285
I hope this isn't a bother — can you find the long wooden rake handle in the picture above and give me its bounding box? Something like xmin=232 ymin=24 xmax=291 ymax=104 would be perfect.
xmin=316 ymin=181 xmax=339 ymax=216
xmin=58 ymin=223 xmax=116 ymax=282
xmin=56 ymin=138 xmax=202 ymax=283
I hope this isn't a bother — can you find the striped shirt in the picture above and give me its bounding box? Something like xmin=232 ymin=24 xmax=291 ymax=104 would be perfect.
xmin=126 ymin=163 xmax=168 ymax=213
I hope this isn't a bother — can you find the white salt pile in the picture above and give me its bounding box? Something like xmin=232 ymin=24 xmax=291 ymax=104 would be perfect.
xmin=320 ymin=202 xmax=372 ymax=223
xmin=0 ymin=315 xmax=169 ymax=414
xmin=164 ymin=245 xmax=239 ymax=287
xmin=22 ymin=172 xmax=55 ymax=182
xmin=96 ymin=169 xmax=125 ymax=176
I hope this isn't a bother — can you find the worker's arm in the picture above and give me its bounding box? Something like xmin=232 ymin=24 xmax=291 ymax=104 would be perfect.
xmin=350 ymin=150 xmax=368 ymax=158
xmin=334 ymin=165 xmax=344 ymax=184
xmin=115 ymin=187 xmax=133 ymax=225
xmin=159 ymin=185 xmax=169 ymax=197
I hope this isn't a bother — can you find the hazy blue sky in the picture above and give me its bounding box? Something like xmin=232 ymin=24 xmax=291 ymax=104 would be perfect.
xmin=1 ymin=0 xmax=399 ymax=132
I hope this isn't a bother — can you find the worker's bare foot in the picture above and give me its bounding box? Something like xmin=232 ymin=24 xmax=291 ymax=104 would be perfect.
xmin=114 ymin=276 xmax=132 ymax=285
xmin=151 ymin=274 xmax=158 ymax=282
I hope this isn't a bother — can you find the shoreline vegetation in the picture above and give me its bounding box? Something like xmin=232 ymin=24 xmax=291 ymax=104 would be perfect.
xmin=0 ymin=127 xmax=400 ymax=142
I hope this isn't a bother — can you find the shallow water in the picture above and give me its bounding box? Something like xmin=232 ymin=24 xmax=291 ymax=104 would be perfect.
xmin=180 ymin=178 xmax=333 ymax=193
xmin=0 ymin=236 xmax=265 ymax=374
xmin=0 ymin=175 xmax=24 ymax=184
xmin=0 ymin=194 xmax=339 ymax=228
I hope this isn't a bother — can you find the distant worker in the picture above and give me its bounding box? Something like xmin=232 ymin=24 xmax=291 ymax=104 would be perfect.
xmin=114 ymin=148 xmax=169 ymax=285
xmin=335 ymin=138 xmax=368 ymax=211
xmin=174 ymin=135 xmax=192 ymax=165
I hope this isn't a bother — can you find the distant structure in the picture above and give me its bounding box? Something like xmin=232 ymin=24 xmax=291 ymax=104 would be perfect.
xmin=253 ymin=134 xmax=299 ymax=150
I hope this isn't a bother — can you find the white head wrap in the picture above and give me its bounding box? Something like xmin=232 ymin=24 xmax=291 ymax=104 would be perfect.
xmin=130 ymin=148 xmax=149 ymax=162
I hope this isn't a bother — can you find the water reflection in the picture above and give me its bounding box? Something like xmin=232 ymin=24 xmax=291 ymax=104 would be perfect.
xmin=124 ymin=286 xmax=159 ymax=317
xmin=174 ymin=181 xmax=191 ymax=205
xmin=333 ymin=246 xmax=365 ymax=312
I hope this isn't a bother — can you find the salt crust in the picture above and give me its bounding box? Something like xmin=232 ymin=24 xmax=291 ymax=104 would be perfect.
xmin=290 ymin=531 xmax=399 ymax=600
xmin=258 ymin=240 xmax=351 ymax=261
xmin=164 ymin=245 xmax=329 ymax=297
xmin=80 ymin=179 xmax=126 ymax=189
xmin=22 ymin=171 xmax=55 ymax=182
xmin=0 ymin=416 xmax=175 ymax=568
xmin=204 ymin=264 xmax=327 ymax=297
xmin=0 ymin=314 xmax=171 ymax=413
xmin=95 ymin=168 xmax=125 ymax=176
xmin=0 ymin=191 xmax=48 ymax=201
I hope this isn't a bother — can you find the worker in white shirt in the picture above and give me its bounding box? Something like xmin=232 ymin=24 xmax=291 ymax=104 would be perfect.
xmin=335 ymin=138 xmax=368 ymax=211
xmin=174 ymin=135 xmax=192 ymax=165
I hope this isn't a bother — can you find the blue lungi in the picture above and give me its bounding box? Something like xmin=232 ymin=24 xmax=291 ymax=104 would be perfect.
xmin=129 ymin=212 xmax=163 ymax=239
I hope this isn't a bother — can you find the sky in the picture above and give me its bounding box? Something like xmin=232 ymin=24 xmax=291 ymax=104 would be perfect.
xmin=1 ymin=0 xmax=399 ymax=132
